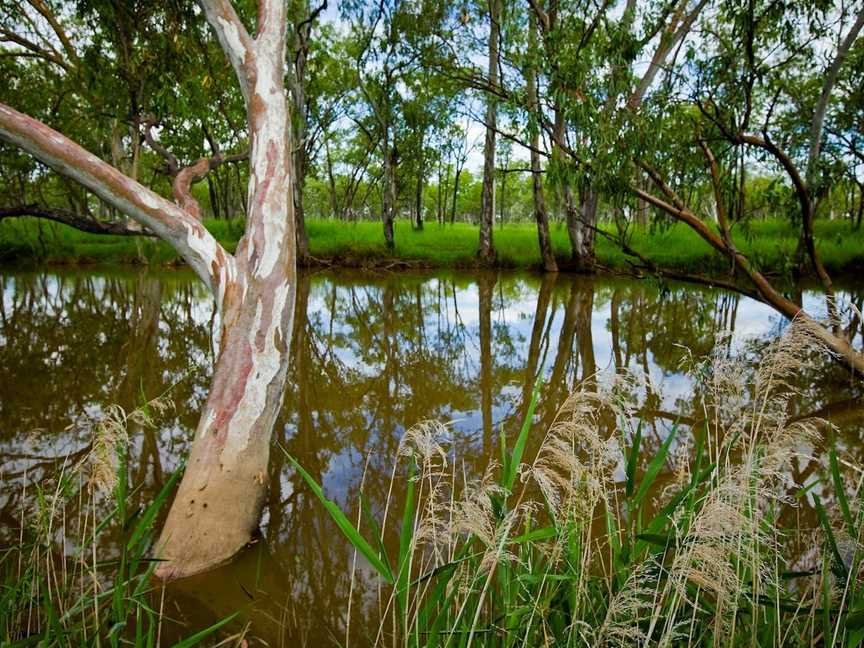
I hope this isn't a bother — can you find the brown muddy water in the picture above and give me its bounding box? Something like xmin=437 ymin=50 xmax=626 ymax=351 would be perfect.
xmin=1 ymin=268 xmax=862 ymax=645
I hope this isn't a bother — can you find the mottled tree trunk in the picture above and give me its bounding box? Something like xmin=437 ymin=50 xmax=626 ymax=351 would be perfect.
xmin=552 ymin=103 xmax=585 ymax=269
xmin=156 ymin=0 xmax=297 ymax=579
xmin=0 ymin=0 xmax=302 ymax=581
xmin=415 ymin=169 xmax=424 ymax=230
xmin=382 ymin=135 xmax=396 ymax=248
xmin=478 ymin=0 xmax=500 ymax=264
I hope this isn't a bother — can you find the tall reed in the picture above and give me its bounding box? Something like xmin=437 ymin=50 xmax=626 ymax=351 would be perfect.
xmin=288 ymin=318 xmax=864 ymax=647
xmin=0 ymin=396 xmax=235 ymax=647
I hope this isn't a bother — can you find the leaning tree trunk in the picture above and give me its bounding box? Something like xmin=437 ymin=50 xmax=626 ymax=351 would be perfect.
xmin=478 ymin=0 xmax=501 ymax=264
xmin=156 ymin=0 xmax=296 ymax=579
xmin=0 ymin=0 xmax=300 ymax=580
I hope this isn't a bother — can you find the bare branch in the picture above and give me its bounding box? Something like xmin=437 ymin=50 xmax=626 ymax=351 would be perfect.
xmin=0 ymin=203 xmax=153 ymax=236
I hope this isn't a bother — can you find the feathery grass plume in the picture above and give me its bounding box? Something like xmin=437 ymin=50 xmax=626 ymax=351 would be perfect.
xmin=448 ymin=462 xmax=507 ymax=551
xmin=398 ymin=419 xmax=450 ymax=468
xmin=648 ymin=318 xmax=833 ymax=644
xmin=87 ymin=404 xmax=128 ymax=494
xmin=290 ymin=316 xmax=861 ymax=648
xmin=522 ymin=388 xmax=623 ymax=521
xmin=592 ymin=558 xmax=663 ymax=648
xmin=84 ymin=394 xmax=172 ymax=495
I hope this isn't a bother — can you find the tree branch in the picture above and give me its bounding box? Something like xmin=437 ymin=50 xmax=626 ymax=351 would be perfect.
xmin=807 ymin=7 xmax=864 ymax=187
xmin=0 ymin=102 xmax=234 ymax=296
xmin=0 ymin=204 xmax=153 ymax=236
xmin=197 ymin=0 xmax=255 ymax=104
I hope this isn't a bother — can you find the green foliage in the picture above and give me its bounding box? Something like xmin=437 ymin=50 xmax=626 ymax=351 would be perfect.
xmin=284 ymin=323 xmax=864 ymax=646
xmin=0 ymin=397 xmax=234 ymax=646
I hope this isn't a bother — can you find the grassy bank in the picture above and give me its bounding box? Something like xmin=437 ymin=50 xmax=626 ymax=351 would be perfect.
xmin=2 ymin=217 xmax=863 ymax=277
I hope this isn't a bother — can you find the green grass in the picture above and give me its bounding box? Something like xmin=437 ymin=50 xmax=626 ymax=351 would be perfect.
xmin=288 ymin=323 xmax=864 ymax=647
xmin=2 ymin=216 xmax=863 ymax=278
xmin=1 ymin=395 xmax=236 ymax=647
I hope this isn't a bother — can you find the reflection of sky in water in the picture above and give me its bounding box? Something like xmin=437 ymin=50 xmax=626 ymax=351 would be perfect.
xmin=1 ymin=270 xmax=862 ymax=512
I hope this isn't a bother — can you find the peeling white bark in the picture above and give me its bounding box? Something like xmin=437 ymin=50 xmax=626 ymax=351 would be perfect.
xmin=0 ymin=103 xmax=232 ymax=295
xmin=217 ymin=16 xmax=247 ymax=63
xmin=154 ymin=0 xmax=298 ymax=580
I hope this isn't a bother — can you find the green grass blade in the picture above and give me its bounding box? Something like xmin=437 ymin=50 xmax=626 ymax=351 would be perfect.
xmin=283 ymin=449 xmax=394 ymax=583
xmin=504 ymin=375 xmax=543 ymax=492
xmin=396 ymin=459 xmax=417 ymax=628
xmin=625 ymin=419 xmax=642 ymax=499
xmin=813 ymin=493 xmax=849 ymax=579
xmin=829 ymin=443 xmax=856 ymax=534
xmin=633 ymin=423 xmax=678 ymax=509
xmin=360 ymin=491 xmax=393 ymax=576
xmin=170 ymin=611 xmax=239 ymax=647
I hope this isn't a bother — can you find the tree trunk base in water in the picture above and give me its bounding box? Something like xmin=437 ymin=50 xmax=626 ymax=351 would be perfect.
xmin=155 ymin=444 xmax=270 ymax=581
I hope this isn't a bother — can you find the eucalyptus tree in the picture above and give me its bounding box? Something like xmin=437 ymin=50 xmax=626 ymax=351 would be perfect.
xmin=399 ymin=70 xmax=460 ymax=229
xmin=625 ymin=0 xmax=864 ymax=373
xmin=478 ymin=0 xmax=502 ymax=262
xmin=344 ymin=0 xmax=447 ymax=247
xmin=287 ymin=1 xmax=356 ymax=259
xmin=0 ymin=0 xmax=308 ymax=578
xmin=528 ymin=0 xmax=707 ymax=270
xmin=525 ymin=9 xmax=557 ymax=271
xmin=824 ymin=22 xmax=864 ymax=229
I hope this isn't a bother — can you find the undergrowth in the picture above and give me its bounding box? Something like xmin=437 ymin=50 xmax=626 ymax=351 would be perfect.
xmin=0 ymin=397 xmax=237 ymax=647
xmin=288 ymin=319 xmax=864 ymax=647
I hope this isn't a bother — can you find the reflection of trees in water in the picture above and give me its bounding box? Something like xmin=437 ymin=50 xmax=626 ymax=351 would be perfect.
xmin=0 ymin=270 xmax=861 ymax=645
xmin=0 ymin=272 xmax=212 ymax=534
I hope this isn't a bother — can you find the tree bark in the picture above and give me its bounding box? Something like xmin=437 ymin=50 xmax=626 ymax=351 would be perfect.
xmin=155 ymin=0 xmax=298 ymax=579
xmin=526 ymin=15 xmax=557 ymax=273
xmin=478 ymin=0 xmax=500 ymax=264
xmin=805 ymin=8 xmax=864 ymax=189
xmin=575 ymin=188 xmax=598 ymax=270
xmin=382 ymin=133 xmax=396 ymax=248
xmin=287 ymin=0 xmax=321 ymax=264
xmin=0 ymin=0 xmax=301 ymax=581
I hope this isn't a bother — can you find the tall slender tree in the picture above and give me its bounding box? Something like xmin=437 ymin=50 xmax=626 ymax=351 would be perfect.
xmin=478 ymin=0 xmax=501 ymax=263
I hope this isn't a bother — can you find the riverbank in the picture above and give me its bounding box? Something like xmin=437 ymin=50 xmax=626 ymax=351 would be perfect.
xmin=2 ymin=217 xmax=863 ymax=278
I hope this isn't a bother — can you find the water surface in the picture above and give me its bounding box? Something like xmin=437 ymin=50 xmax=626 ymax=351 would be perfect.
xmin=1 ymin=268 xmax=862 ymax=644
